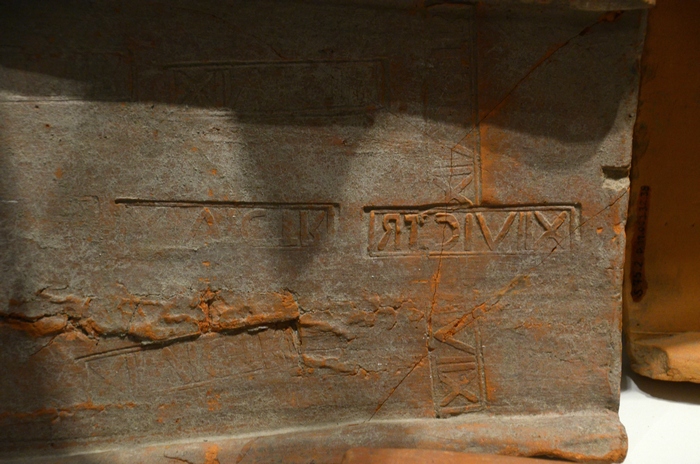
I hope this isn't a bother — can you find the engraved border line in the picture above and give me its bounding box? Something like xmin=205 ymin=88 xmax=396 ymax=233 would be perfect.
xmin=115 ymin=198 xmax=340 ymax=210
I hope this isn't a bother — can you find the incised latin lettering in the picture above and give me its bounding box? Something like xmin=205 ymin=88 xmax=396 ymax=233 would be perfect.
xmin=368 ymin=205 xmax=577 ymax=256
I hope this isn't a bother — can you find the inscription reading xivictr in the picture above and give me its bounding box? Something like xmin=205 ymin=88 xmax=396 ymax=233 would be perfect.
xmin=367 ymin=205 xmax=578 ymax=256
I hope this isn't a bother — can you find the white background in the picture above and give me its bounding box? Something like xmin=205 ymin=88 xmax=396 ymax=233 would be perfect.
xmin=619 ymin=359 xmax=700 ymax=463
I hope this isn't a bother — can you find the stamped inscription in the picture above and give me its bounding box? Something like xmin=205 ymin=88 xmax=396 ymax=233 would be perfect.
xmin=367 ymin=205 xmax=578 ymax=256
xmin=116 ymin=199 xmax=337 ymax=248
xmin=84 ymin=328 xmax=299 ymax=402
xmin=431 ymin=319 xmax=485 ymax=417
xmin=138 ymin=60 xmax=387 ymax=116
xmin=431 ymin=149 xmax=477 ymax=205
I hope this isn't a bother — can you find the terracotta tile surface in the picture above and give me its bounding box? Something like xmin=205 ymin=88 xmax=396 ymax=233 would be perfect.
xmin=341 ymin=448 xmax=565 ymax=463
xmin=0 ymin=0 xmax=647 ymax=461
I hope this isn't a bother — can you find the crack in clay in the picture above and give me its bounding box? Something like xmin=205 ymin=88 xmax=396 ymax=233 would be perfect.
xmin=125 ymin=303 xmax=141 ymax=337
xmin=3 ymin=289 xmax=91 ymax=321
xmin=74 ymin=288 xmax=302 ymax=361
xmin=426 ymin=229 xmax=586 ymax=349
xmin=0 ymin=401 xmax=137 ymax=422
xmin=0 ymin=311 xmax=109 ymax=343
xmin=75 ymin=341 xmax=167 ymax=362
xmin=0 ymin=286 xmax=299 ymax=361
xmin=235 ymin=437 xmax=258 ymax=463
xmin=487 ymin=190 xmax=628 ymax=301
xmin=459 ymin=190 xmax=628 ymax=327
xmin=164 ymin=455 xmax=195 ymax=464
xmin=298 ymin=316 xmax=355 ymax=340
xmin=425 ymin=221 xmax=448 ymax=417
xmin=29 ymin=333 xmax=61 ymax=357
xmin=366 ymin=354 xmax=428 ymax=422
xmin=376 ymin=103 xmax=470 ymax=156
xmin=574 ymin=190 xmax=628 ymax=233
xmin=450 ymin=12 xmax=625 ymax=153
xmin=283 ymin=288 xmax=307 ymax=314
xmin=76 ymin=323 xmax=296 ymax=362
xmin=290 ymin=319 xmax=305 ymax=374
xmin=301 ymin=354 xmax=360 ymax=375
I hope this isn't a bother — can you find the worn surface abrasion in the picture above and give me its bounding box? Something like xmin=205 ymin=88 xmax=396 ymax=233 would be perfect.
xmin=0 ymin=1 xmax=645 ymax=462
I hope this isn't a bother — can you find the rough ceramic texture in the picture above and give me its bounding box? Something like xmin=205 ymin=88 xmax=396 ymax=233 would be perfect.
xmin=0 ymin=1 xmax=645 ymax=462
xmin=624 ymin=0 xmax=700 ymax=384
xmin=341 ymin=448 xmax=565 ymax=463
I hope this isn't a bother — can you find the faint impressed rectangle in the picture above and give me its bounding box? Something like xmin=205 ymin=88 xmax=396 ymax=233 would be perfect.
xmin=138 ymin=60 xmax=388 ymax=117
